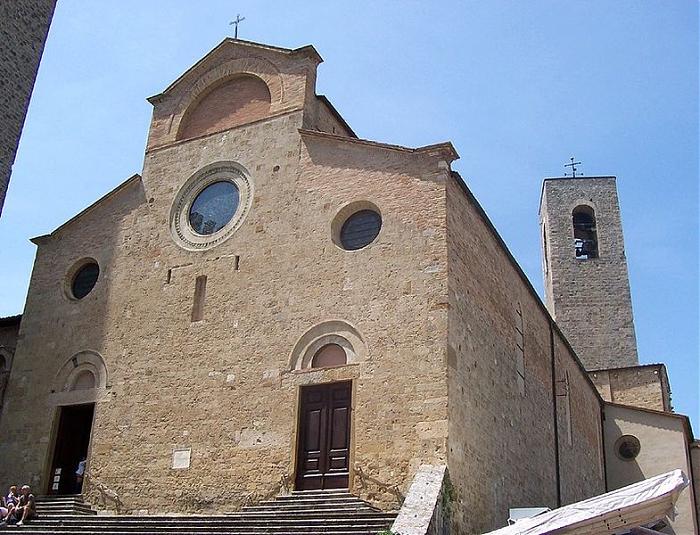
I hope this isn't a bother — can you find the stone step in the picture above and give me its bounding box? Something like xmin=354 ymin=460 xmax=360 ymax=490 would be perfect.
xmin=34 ymin=515 xmax=394 ymax=524
xmin=19 ymin=519 xmax=387 ymax=533
xmin=0 ymin=531 xmax=387 ymax=535
xmin=284 ymin=491 xmax=353 ymax=499
xmin=21 ymin=525 xmax=390 ymax=532
xmin=36 ymin=504 xmax=94 ymax=510
xmin=22 ymin=490 xmax=395 ymax=535
xmin=256 ymin=497 xmax=369 ymax=506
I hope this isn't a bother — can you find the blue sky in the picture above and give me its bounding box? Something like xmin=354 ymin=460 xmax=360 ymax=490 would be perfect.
xmin=1 ymin=1 xmax=697 ymax=427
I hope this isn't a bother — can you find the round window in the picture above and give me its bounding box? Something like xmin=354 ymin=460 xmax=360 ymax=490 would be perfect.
xmin=339 ymin=210 xmax=382 ymax=250
xmin=71 ymin=262 xmax=99 ymax=299
xmin=615 ymin=435 xmax=641 ymax=461
xmin=188 ymin=181 xmax=240 ymax=235
xmin=170 ymin=163 xmax=253 ymax=251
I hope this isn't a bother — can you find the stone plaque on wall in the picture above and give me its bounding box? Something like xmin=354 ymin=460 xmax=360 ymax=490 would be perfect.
xmin=172 ymin=448 xmax=191 ymax=470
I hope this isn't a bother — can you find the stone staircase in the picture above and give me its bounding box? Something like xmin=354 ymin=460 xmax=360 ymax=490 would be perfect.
xmin=35 ymin=495 xmax=97 ymax=516
xmin=20 ymin=490 xmax=396 ymax=534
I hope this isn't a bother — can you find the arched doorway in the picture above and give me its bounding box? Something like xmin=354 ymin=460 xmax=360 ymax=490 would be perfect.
xmin=47 ymin=352 xmax=107 ymax=495
xmin=49 ymin=403 xmax=94 ymax=494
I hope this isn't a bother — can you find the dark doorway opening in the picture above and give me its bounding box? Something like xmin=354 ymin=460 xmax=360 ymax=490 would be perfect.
xmin=48 ymin=403 xmax=94 ymax=495
xmin=295 ymin=381 xmax=351 ymax=490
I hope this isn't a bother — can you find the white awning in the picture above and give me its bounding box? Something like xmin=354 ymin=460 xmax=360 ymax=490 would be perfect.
xmin=484 ymin=469 xmax=689 ymax=535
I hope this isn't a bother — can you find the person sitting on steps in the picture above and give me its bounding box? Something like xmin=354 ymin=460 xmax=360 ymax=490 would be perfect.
xmin=0 ymin=486 xmax=18 ymax=524
xmin=7 ymin=485 xmax=35 ymax=527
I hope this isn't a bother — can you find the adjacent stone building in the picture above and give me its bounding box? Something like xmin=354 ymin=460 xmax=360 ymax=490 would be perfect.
xmin=0 ymin=0 xmax=56 ymax=217
xmin=0 ymin=38 xmax=696 ymax=533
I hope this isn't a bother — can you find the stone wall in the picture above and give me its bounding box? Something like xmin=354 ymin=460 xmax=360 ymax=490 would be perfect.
xmin=446 ymin=174 xmax=605 ymax=534
xmin=0 ymin=0 xmax=56 ymax=217
xmin=0 ymin=87 xmax=452 ymax=512
xmin=604 ymin=403 xmax=698 ymax=534
xmin=0 ymin=316 xmax=21 ymax=419
xmin=540 ymin=177 xmax=638 ymax=370
xmin=589 ymin=364 xmax=671 ymax=412
xmin=308 ymin=97 xmax=355 ymax=138
xmin=391 ymin=465 xmax=450 ymax=535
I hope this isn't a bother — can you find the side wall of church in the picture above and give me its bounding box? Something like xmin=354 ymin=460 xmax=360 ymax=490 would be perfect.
xmin=446 ymin=174 xmax=605 ymax=533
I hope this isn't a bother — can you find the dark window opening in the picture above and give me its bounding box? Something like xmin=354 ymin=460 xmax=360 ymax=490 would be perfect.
xmin=615 ymin=435 xmax=641 ymax=461
xmin=572 ymin=206 xmax=598 ymax=259
xmin=71 ymin=262 xmax=100 ymax=299
xmin=340 ymin=210 xmax=382 ymax=250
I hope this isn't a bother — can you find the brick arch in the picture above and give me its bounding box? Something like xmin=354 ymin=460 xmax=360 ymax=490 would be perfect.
xmin=172 ymin=56 xmax=284 ymax=139
xmin=177 ymin=74 xmax=272 ymax=140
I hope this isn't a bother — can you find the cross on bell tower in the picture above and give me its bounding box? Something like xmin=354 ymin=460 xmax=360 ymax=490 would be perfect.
xmin=229 ymin=14 xmax=245 ymax=39
xmin=564 ymin=156 xmax=582 ymax=178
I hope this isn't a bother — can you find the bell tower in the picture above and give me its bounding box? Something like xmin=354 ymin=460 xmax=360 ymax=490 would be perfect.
xmin=540 ymin=176 xmax=639 ymax=370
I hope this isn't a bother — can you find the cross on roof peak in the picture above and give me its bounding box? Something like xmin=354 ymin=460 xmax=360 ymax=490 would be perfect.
xmin=229 ymin=14 xmax=245 ymax=39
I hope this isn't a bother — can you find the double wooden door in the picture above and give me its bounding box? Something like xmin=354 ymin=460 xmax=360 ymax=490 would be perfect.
xmin=295 ymin=381 xmax=352 ymax=490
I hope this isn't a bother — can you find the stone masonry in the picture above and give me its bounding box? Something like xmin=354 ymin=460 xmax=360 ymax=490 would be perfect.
xmin=589 ymin=363 xmax=671 ymax=412
xmin=0 ymin=38 xmax=631 ymax=534
xmin=0 ymin=316 xmax=21 ymax=417
xmin=540 ymin=177 xmax=639 ymax=370
xmin=0 ymin=0 xmax=56 ymax=217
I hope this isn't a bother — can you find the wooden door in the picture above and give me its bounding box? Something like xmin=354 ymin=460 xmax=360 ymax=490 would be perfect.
xmin=295 ymin=381 xmax=351 ymax=490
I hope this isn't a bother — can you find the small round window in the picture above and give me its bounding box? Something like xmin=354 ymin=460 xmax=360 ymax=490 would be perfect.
xmin=615 ymin=435 xmax=641 ymax=461
xmin=188 ymin=181 xmax=240 ymax=235
xmin=71 ymin=262 xmax=99 ymax=299
xmin=339 ymin=210 xmax=382 ymax=250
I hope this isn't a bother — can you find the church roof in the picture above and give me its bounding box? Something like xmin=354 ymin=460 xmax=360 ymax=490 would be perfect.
xmin=298 ymin=129 xmax=458 ymax=161
xmin=31 ymin=173 xmax=142 ymax=244
xmin=148 ymin=38 xmax=322 ymax=103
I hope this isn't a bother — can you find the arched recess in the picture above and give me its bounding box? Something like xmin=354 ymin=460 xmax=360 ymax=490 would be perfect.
xmin=171 ymin=56 xmax=284 ymax=139
xmin=177 ymin=74 xmax=272 ymax=140
xmin=289 ymin=320 xmax=367 ymax=371
xmin=572 ymin=204 xmax=599 ymax=259
xmin=49 ymin=350 xmax=108 ymax=406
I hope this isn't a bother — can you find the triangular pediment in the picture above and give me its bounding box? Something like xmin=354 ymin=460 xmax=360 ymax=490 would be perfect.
xmin=145 ymin=39 xmax=324 ymax=149
xmin=147 ymin=38 xmax=322 ymax=104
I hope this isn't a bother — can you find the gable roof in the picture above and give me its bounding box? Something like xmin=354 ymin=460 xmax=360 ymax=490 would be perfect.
xmin=31 ymin=173 xmax=142 ymax=244
xmin=148 ymin=38 xmax=323 ymax=104
xmin=299 ymin=128 xmax=458 ymax=161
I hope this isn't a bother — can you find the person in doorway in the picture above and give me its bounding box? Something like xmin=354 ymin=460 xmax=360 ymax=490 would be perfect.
xmin=75 ymin=458 xmax=86 ymax=493
xmin=8 ymin=485 xmax=35 ymax=526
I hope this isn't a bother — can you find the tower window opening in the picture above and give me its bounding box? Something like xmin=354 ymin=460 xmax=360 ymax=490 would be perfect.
xmin=572 ymin=206 xmax=598 ymax=259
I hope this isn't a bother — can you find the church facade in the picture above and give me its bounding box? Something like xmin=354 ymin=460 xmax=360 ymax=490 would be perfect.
xmin=0 ymin=39 xmax=697 ymax=534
